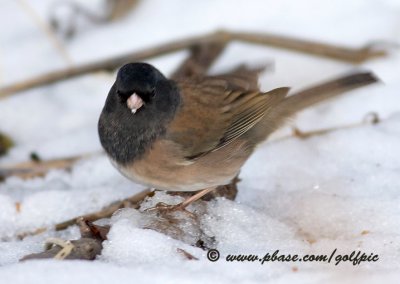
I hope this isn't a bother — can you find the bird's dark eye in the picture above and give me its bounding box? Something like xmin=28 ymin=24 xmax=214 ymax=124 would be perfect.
xmin=137 ymin=88 xmax=156 ymax=103
xmin=116 ymin=90 xmax=123 ymax=97
xmin=116 ymin=90 xmax=132 ymax=102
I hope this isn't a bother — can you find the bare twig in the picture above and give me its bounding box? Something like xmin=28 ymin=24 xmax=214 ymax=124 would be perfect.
xmin=17 ymin=188 xmax=151 ymax=239
xmin=0 ymin=30 xmax=386 ymax=97
xmin=18 ymin=0 xmax=73 ymax=64
xmin=49 ymin=0 xmax=140 ymax=39
xmin=271 ymin=112 xmax=381 ymax=143
xmin=54 ymin=188 xmax=151 ymax=231
xmin=171 ymin=41 xmax=228 ymax=79
xmin=231 ymin=31 xmax=386 ymax=62
xmin=0 ymin=152 xmax=100 ymax=180
xmin=177 ymin=248 xmax=199 ymax=260
xmin=107 ymin=0 xmax=141 ymax=21
xmin=20 ymin=219 xmax=108 ymax=261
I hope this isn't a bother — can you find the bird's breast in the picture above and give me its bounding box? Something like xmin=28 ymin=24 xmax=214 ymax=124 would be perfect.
xmin=111 ymin=139 xmax=250 ymax=192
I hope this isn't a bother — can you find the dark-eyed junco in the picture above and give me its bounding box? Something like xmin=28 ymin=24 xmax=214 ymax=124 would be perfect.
xmin=98 ymin=63 xmax=377 ymax=209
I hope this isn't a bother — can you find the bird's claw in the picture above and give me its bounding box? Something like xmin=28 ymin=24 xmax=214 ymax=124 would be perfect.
xmin=144 ymin=202 xmax=178 ymax=212
xmin=144 ymin=202 xmax=196 ymax=218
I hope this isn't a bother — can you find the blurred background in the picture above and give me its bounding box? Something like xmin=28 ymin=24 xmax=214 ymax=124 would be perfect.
xmin=0 ymin=0 xmax=399 ymax=164
xmin=1 ymin=1 xmax=400 ymax=281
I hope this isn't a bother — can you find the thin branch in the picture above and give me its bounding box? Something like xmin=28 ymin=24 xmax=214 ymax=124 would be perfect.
xmin=271 ymin=112 xmax=381 ymax=143
xmin=20 ymin=219 xmax=109 ymax=261
xmin=49 ymin=0 xmax=140 ymax=39
xmin=0 ymin=152 xmax=100 ymax=181
xmin=18 ymin=0 xmax=73 ymax=65
xmin=231 ymin=31 xmax=386 ymax=63
xmin=171 ymin=41 xmax=228 ymax=79
xmin=17 ymin=188 xmax=151 ymax=239
xmin=54 ymin=188 xmax=151 ymax=231
xmin=0 ymin=30 xmax=386 ymax=97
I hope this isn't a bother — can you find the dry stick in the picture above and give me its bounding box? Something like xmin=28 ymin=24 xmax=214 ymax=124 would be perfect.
xmin=17 ymin=0 xmax=73 ymax=65
xmin=231 ymin=31 xmax=386 ymax=63
xmin=171 ymin=41 xmax=228 ymax=79
xmin=176 ymin=248 xmax=199 ymax=261
xmin=54 ymin=188 xmax=151 ymax=231
xmin=48 ymin=0 xmax=139 ymax=40
xmin=0 ymin=152 xmax=100 ymax=180
xmin=0 ymin=30 xmax=386 ymax=97
xmin=107 ymin=0 xmax=141 ymax=21
xmin=271 ymin=112 xmax=381 ymax=144
xmin=293 ymin=112 xmax=380 ymax=137
xmin=17 ymin=188 xmax=151 ymax=239
xmin=54 ymin=179 xmax=238 ymax=237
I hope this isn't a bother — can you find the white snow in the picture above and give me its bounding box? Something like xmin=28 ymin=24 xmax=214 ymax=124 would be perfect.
xmin=1 ymin=0 xmax=400 ymax=283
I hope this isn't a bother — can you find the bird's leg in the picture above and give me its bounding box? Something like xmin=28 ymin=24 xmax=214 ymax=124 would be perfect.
xmin=145 ymin=187 xmax=216 ymax=213
xmin=177 ymin=187 xmax=216 ymax=209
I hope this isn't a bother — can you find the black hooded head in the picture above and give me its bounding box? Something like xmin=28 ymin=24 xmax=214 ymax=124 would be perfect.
xmin=115 ymin=62 xmax=162 ymax=103
xmin=98 ymin=62 xmax=181 ymax=165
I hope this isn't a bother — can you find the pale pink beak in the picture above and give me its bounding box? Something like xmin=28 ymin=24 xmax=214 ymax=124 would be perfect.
xmin=126 ymin=93 xmax=144 ymax=114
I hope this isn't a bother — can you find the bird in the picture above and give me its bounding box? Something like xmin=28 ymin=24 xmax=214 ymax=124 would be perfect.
xmin=98 ymin=62 xmax=377 ymax=210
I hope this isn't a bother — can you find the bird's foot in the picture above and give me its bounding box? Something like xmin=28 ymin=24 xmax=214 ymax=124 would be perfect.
xmin=145 ymin=201 xmax=183 ymax=212
xmin=143 ymin=187 xmax=216 ymax=218
xmin=144 ymin=202 xmax=196 ymax=218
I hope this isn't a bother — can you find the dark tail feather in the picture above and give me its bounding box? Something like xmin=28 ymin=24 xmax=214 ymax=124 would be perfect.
xmin=276 ymin=72 xmax=379 ymax=117
xmin=248 ymin=71 xmax=379 ymax=143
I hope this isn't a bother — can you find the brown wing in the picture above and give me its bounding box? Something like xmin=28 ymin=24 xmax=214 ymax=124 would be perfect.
xmin=166 ymin=74 xmax=289 ymax=159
